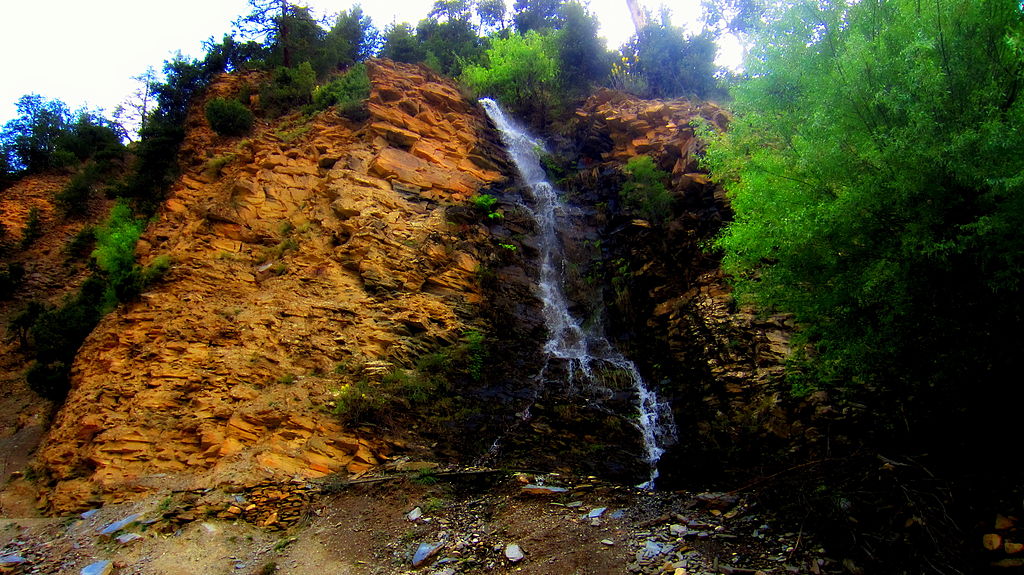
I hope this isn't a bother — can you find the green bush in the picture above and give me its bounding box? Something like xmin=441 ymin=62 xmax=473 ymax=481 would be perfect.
xmin=261 ymin=62 xmax=316 ymax=118
xmin=705 ymin=0 xmax=1024 ymax=455
xmin=92 ymin=200 xmax=144 ymax=305
xmin=19 ymin=208 xmax=43 ymax=249
xmin=204 ymin=98 xmax=253 ymax=137
xmin=312 ymin=63 xmax=371 ymax=121
xmin=461 ymin=31 xmax=559 ymax=124
xmin=621 ymin=155 xmax=672 ymax=224
xmin=0 ymin=262 xmax=25 ymax=299
xmin=64 ymin=225 xmax=95 ymax=259
xmin=56 ymin=163 xmax=101 ymax=216
xmin=142 ymin=254 xmax=172 ymax=285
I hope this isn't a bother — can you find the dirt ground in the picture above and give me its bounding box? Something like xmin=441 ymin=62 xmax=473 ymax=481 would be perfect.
xmin=0 ymin=469 xmax=833 ymax=575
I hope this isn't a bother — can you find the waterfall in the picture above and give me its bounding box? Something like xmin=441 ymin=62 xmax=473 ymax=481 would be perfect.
xmin=480 ymin=98 xmax=677 ymax=488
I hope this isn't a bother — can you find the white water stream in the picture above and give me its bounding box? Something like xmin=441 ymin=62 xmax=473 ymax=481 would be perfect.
xmin=480 ymin=98 xmax=677 ymax=488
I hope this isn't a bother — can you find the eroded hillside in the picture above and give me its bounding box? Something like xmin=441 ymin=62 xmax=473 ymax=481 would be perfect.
xmin=34 ymin=60 xmax=520 ymax=512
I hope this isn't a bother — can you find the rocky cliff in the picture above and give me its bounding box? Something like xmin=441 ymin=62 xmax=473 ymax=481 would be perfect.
xmin=564 ymin=90 xmax=828 ymax=481
xmin=35 ymin=60 xmax=516 ymax=512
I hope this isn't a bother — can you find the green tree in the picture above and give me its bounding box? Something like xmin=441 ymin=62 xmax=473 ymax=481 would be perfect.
xmin=261 ymin=61 xmax=316 ymax=116
xmin=381 ymin=23 xmax=427 ymax=63
xmin=235 ymin=0 xmax=302 ymax=67
xmin=92 ymin=200 xmax=145 ymax=305
xmin=477 ymin=0 xmax=508 ymax=32
xmin=429 ymin=0 xmax=473 ymax=22
xmin=555 ymin=2 xmax=609 ymax=98
xmin=513 ymin=0 xmax=563 ymax=33
xmin=0 ymin=95 xmax=71 ymax=172
xmin=417 ymin=16 xmax=484 ymax=77
xmin=628 ymin=24 xmax=718 ymax=99
xmin=621 ymin=155 xmax=672 ymax=224
xmin=320 ymin=6 xmax=379 ymax=73
xmin=462 ymin=30 xmax=559 ymax=122
xmin=705 ymin=0 xmax=1024 ymax=452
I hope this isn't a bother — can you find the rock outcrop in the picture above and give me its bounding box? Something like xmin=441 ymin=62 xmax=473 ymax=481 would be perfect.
xmin=36 ymin=60 xmax=511 ymax=511
xmin=568 ymin=90 xmax=821 ymax=477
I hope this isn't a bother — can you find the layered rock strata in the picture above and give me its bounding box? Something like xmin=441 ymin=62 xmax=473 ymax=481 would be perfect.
xmin=37 ymin=60 xmax=509 ymax=511
xmin=570 ymin=90 xmax=814 ymax=473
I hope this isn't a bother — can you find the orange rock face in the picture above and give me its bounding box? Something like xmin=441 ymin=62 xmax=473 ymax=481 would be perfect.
xmin=575 ymin=88 xmax=730 ymax=188
xmin=36 ymin=60 xmax=510 ymax=512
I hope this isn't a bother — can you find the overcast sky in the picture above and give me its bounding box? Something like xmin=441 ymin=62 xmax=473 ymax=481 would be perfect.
xmin=0 ymin=0 xmax=732 ymax=126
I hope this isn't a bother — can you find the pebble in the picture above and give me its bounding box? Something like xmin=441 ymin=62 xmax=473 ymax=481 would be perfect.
xmin=0 ymin=555 xmax=26 ymax=565
xmin=412 ymin=542 xmax=443 ymax=567
xmin=116 ymin=533 xmax=144 ymax=545
xmin=99 ymin=513 xmax=142 ymax=536
xmin=504 ymin=543 xmax=525 ymax=563
xmin=642 ymin=540 xmax=663 ymax=559
xmin=601 ymin=539 xmax=615 ymax=546
xmin=408 ymin=507 xmax=423 ymax=521
xmin=521 ymin=485 xmax=568 ymax=495
xmin=80 ymin=510 xmax=100 ymax=520
xmin=81 ymin=560 xmax=113 ymax=575
xmin=587 ymin=507 xmax=607 ymax=518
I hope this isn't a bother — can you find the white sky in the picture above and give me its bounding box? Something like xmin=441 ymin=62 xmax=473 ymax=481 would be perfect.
xmin=0 ymin=0 xmax=734 ymax=126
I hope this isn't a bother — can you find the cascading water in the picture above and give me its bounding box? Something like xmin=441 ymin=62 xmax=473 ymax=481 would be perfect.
xmin=480 ymin=98 xmax=677 ymax=488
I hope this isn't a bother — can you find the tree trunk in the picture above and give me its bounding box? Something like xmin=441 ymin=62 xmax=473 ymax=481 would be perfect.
xmin=625 ymin=0 xmax=648 ymax=35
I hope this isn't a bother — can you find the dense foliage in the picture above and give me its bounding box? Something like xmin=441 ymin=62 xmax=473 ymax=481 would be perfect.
xmin=205 ymin=97 xmax=254 ymax=136
xmin=705 ymin=0 xmax=1024 ymax=454
xmin=0 ymin=95 xmax=123 ymax=175
xmin=462 ymin=31 xmax=559 ymax=120
xmin=312 ymin=63 xmax=371 ymax=120
xmin=620 ymin=155 xmax=672 ymax=224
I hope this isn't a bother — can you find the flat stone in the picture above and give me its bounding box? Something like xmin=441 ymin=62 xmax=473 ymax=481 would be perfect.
xmin=601 ymin=539 xmax=615 ymax=546
xmin=587 ymin=507 xmax=607 ymax=518
xmin=116 ymin=533 xmax=143 ymax=545
xmin=521 ymin=484 xmax=568 ymax=496
xmin=99 ymin=513 xmax=142 ymax=535
xmin=412 ymin=542 xmax=442 ymax=567
xmin=0 ymin=555 xmax=26 ymax=565
xmin=642 ymin=540 xmax=663 ymax=559
xmin=504 ymin=543 xmax=525 ymax=563
xmin=80 ymin=509 xmax=100 ymax=519
xmin=81 ymin=560 xmax=113 ymax=575
xmin=407 ymin=507 xmax=423 ymax=521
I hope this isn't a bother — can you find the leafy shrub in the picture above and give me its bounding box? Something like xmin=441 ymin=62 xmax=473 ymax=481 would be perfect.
xmin=92 ymin=200 xmax=144 ymax=305
xmin=621 ymin=155 xmax=672 ymax=223
xmin=461 ymin=31 xmax=559 ymax=124
xmin=312 ymin=63 xmax=371 ymax=121
xmin=471 ymin=193 xmax=498 ymax=212
xmin=205 ymin=98 xmax=253 ymax=136
xmin=24 ymin=275 xmax=105 ymax=400
xmin=461 ymin=330 xmax=487 ymax=381
xmin=19 ymin=208 xmax=43 ymax=249
xmin=57 ymin=163 xmax=101 ymax=216
xmin=625 ymin=25 xmax=718 ymax=99
xmin=142 ymin=254 xmax=172 ymax=285
xmin=261 ymin=62 xmax=316 ymax=117
xmin=381 ymin=23 xmax=426 ymax=64
xmin=0 ymin=262 xmax=25 ymax=299
xmin=64 ymin=226 xmax=95 ymax=259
